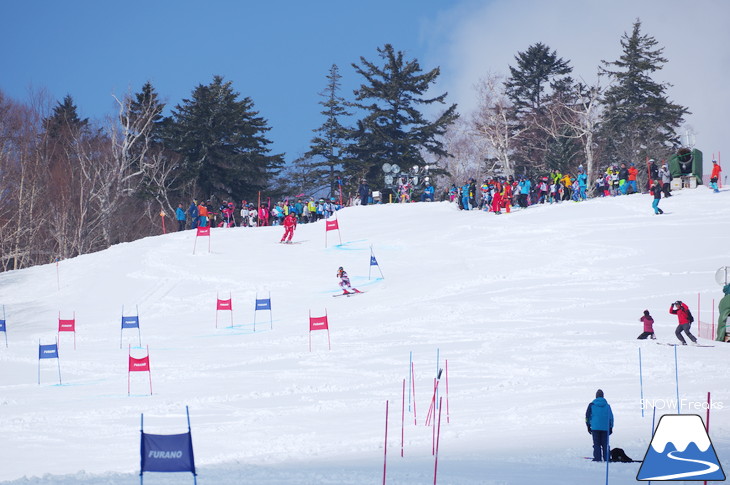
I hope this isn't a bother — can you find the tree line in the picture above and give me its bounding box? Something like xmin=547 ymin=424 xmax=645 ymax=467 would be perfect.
xmin=0 ymin=19 xmax=688 ymax=271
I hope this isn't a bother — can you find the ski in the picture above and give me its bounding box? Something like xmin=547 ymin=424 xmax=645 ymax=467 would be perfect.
xmin=332 ymin=290 xmax=364 ymax=298
xmin=656 ymin=342 xmax=714 ymax=347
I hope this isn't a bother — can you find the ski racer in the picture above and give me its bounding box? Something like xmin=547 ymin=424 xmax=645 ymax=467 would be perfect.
xmin=337 ymin=267 xmax=361 ymax=295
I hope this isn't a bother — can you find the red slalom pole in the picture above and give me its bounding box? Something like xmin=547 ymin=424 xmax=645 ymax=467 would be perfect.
xmin=445 ymin=359 xmax=450 ymax=424
xmin=411 ymin=361 xmax=418 ymax=426
xmin=383 ymin=400 xmax=389 ymax=485
xmin=434 ymin=396 xmax=443 ymax=485
xmin=401 ymin=378 xmax=405 ymax=457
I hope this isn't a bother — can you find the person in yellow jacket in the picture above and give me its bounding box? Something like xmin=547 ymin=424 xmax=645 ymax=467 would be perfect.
xmin=561 ymin=174 xmax=572 ymax=201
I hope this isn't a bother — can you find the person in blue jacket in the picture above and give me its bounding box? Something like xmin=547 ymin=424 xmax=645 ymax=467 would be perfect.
xmin=577 ymin=169 xmax=588 ymax=200
xmin=175 ymin=203 xmax=187 ymax=231
xmin=585 ymin=389 xmax=614 ymax=462
xmin=421 ymin=181 xmax=435 ymax=202
xmin=518 ymin=177 xmax=531 ymax=207
xmin=187 ymin=202 xmax=199 ymax=229
xmin=461 ymin=181 xmax=471 ymax=210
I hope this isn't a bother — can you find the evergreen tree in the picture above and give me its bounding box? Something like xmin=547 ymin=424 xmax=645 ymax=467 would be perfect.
xmin=504 ymin=43 xmax=574 ymax=176
xmin=43 ymin=94 xmax=89 ymax=140
xmin=600 ymin=19 xmax=689 ymax=164
xmin=164 ymin=76 xmax=283 ymax=201
xmin=505 ymin=42 xmax=573 ymax=114
xmin=349 ymin=44 xmax=458 ymax=189
xmin=128 ymin=81 xmax=165 ymax=142
xmin=295 ymin=64 xmax=353 ymax=197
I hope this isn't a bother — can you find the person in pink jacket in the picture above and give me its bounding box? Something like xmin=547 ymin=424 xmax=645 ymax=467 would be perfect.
xmin=637 ymin=310 xmax=656 ymax=339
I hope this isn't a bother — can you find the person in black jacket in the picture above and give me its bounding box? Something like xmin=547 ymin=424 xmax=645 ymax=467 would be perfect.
xmin=358 ymin=180 xmax=370 ymax=206
xmin=618 ymin=163 xmax=629 ymax=194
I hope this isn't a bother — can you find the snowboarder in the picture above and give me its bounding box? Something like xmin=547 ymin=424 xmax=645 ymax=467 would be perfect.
xmin=337 ymin=267 xmax=361 ymax=295
xmin=710 ymin=160 xmax=722 ymax=193
xmin=669 ymin=300 xmax=697 ymax=345
xmin=585 ymin=389 xmax=614 ymax=462
xmin=637 ymin=310 xmax=656 ymax=339
xmin=280 ymin=212 xmax=297 ymax=243
xmin=650 ymin=179 xmax=663 ymax=215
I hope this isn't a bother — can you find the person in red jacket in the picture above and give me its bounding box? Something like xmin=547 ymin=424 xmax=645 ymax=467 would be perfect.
xmin=710 ymin=160 xmax=722 ymax=193
xmin=670 ymin=300 xmax=697 ymax=345
xmin=637 ymin=310 xmax=656 ymax=339
xmin=280 ymin=212 xmax=297 ymax=243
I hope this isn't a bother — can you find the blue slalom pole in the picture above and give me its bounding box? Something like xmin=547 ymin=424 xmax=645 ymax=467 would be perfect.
xmin=605 ymin=407 xmax=610 ymax=485
xmin=649 ymin=406 xmax=656 ymax=485
xmin=639 ymin=348 xmax=644 ymax=417
xmin=674 ymin=345 xmax=680 ymax=414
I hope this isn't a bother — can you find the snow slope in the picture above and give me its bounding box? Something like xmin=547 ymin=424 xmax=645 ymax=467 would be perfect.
xmin=1 ymin=188 xmax=728 ymax=484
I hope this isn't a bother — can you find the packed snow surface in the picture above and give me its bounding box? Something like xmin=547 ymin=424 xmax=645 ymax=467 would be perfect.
xmin=1 ymin=188 xmax=728 ymax=484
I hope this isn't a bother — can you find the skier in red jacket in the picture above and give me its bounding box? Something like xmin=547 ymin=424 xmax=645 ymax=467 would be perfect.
xmin=280 ymin=212 xmax=297 ymax=243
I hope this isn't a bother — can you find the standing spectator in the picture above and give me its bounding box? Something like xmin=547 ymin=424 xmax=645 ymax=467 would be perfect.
xmin=240 ymin=204 xmax=250 ymax=227
xmin=585 ymin=389 xmax=614 ymax=462
xmin=561 ymin=173 xmax=573 ymax=201
xmin=670 ymin=300 xmax=697 ymax=345
xmin=710 ymin=160 xmax=722 ymax=193
xmin=187 ymin=201 xmax=199 ymax=229
xmin=501 ymin=179 xmax=513 ymax=213
xmin=650 ymin=179 xmax=664 ymax=215
xmin=461 ymin=181 xmax=471 ymax=210
xmin=648 ymin=159 xmax=659 ymax=190
xmin=421 ymin=181 xmax=435 ymax=202
xmin=358 ymin=179 xmax=371 ymax=205
xmin=618 ymin=162 xmax=629 ymax=194
xmin=577 ymin=169 xmax=588 ymax=200
xmin=280 ymin=211 xmax=297 ymax=243
xmin=637 ymin=310 xmax=656 ymax=339
xmin=258 ymin=205 xmax=269 ymax=227
xmin=491 ymin=179 xmax=503 ymax=214
xmin=659 ymin=164 xmax=672 ymax=197
xmin=449 ymin=184 xmax=458 ymax=202
xmin=294 ymin=199 xmax=304 ymax=220
xmin=627 ymin=163 xmax=639 ymax=193
xmin=609 ymin=166 xmax=620 ymax=196
xmin=517 ymin=177 xmax=531 ymax=208
xmin=469 ymin=178 xmax=478 ymax=209
xmin=197 ymin=201 xmax=209 ymax=227
xmin=175 ymin=203 xmax=186 ymax=231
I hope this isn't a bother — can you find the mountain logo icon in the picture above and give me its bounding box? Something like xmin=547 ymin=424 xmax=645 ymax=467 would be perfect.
xmin=637 ymin=414 xmax=725 ymax=481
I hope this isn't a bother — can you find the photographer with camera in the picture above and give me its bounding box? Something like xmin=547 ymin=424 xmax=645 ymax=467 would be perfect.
xmin=669 ymin=300 xmax=697 ymax=345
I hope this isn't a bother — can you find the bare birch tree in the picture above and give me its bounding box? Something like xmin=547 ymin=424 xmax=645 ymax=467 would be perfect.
xmin=471 ymin=74 xmax=525 ymax=179
xmin=538 ymin=77 xmax=605 ymax=193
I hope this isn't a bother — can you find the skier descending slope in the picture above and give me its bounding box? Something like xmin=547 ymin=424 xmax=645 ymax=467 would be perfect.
xmin=280 ymin=212 xmax=297 ymax=243
xmin=336 ymin=267 xmax=361 ymax=295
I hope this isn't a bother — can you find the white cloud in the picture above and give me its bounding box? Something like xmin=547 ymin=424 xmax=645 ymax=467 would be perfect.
xmin=426 ymin=0 xmax=730 ymax=165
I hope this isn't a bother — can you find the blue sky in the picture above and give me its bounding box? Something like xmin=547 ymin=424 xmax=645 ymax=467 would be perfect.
xmin=2 ymin=0 xmax=728 ymax=167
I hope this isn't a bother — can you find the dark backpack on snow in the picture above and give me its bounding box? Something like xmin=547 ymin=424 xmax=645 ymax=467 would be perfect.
xmin=610 ymin=447 xmax=637 ymax=463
